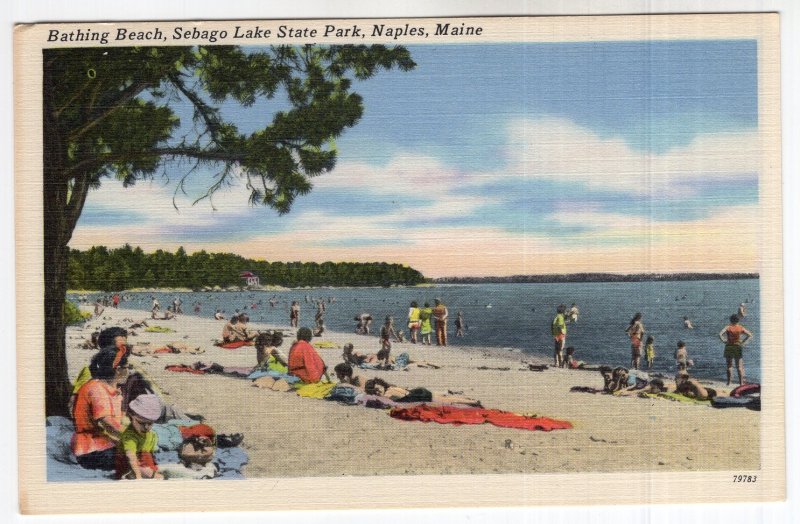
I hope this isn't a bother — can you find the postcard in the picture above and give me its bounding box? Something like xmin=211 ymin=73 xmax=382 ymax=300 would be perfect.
xmin=14 ymin=14 xmax=783 ymax=514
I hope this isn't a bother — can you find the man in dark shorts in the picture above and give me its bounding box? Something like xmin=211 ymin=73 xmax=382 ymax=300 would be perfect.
xmin=719 ymin=314 xmax=753 ymax=385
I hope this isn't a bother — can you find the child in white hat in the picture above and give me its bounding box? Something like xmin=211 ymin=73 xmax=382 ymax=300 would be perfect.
xmin=116 ymin=394 xmax=163 ymax=479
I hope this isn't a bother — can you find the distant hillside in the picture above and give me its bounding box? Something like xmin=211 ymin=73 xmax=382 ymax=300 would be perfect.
xmin=434 ymin=273 xmax=758 ymax=284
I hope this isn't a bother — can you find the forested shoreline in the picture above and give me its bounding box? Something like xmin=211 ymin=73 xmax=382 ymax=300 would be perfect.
xmin=67 ymin=245 xmax=427 ymax=290
xmin=434 ymin=273 xmax=759 ymax=284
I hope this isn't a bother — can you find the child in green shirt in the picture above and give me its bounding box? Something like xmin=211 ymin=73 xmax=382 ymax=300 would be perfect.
xmin=116 ymin=394 xmax=163 ymax=480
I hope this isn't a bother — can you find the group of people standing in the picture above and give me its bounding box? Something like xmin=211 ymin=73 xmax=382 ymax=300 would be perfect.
xmin=406 ymin=299 xmax=462 ymax=346
xmin=551 ymin=304 xmax=755 ymax=386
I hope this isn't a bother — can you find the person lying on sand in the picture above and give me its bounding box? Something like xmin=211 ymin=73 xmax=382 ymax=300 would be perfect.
xmin=363 ymin=378 xmax=481 ymax=407
xmin=599 ymin=366 xmax=649 ymax=393
xmin=333 ymin=362 xmax=367 ymax=390
xmin=342 ymin=343 xmax=395 ymax=368
xmin=674 ymin=372 xmax=717 ymax=400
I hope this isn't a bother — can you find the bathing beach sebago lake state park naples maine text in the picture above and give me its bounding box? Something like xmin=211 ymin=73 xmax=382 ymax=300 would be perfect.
xmin=14 ymin=14 xmax=784 ymax=514
xmin=46 ymin=22 xmax=484 ymax=45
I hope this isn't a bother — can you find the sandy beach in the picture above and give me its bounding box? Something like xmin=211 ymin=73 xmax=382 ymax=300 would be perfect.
xmin=65 ymin=305 xmax=760 ymax=477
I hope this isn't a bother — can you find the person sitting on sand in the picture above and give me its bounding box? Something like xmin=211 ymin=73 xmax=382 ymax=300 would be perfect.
xmin=72 ymin=349 xmax=130 ymax=471
xmin=333 ymin=362 xmax=367 ymax=389
xmin=116 ymin=394 xmax=164 ymax=480
xmin=565 ymin=346 xmax=585 ymax=369
xmin=674 ymin=372 xmax=716 ymax=400
xmin=254 ymin=332 xmax=288 ymax=371
xmin=222 ymin=315 xmax=240 ymax=343
xmin=288 ymin=327 xmax=328 ymax=384
xmin=364 ymin=378 xmax=481 ymax=406
xmin=222 ymin=314 xmax=256 ymax=343
xmin=342 ymin=343 xmax=368 ymax=366
xmin=69 ymin=327 xmax=131 ymax=413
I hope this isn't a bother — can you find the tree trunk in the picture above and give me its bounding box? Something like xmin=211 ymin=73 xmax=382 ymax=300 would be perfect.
xmin=43 ymin=228 xmax=71 ymax=417
xmin=43 ymin=63 xmax=72 ymax=417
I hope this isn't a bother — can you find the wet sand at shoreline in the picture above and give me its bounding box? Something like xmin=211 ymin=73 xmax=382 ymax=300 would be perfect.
xmin=66 ymin=306 xmax=760 ymax=477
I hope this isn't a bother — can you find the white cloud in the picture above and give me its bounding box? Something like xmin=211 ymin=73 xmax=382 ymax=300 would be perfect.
xmin=504 ymin=117 xmax=760 ymax=195
xmin=70 ymin=116 xmax=764 ymax=276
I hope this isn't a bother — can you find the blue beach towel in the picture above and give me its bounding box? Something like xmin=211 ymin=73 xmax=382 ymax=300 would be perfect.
xmin=45 ymin=416 xmax=249 ymax=482
xmin=247 ymin=369 xmax=301 ymax=383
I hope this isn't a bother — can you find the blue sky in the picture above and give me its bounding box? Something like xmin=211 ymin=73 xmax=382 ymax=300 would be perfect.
xmin=73 ymin=40 xmax=762 ymax=276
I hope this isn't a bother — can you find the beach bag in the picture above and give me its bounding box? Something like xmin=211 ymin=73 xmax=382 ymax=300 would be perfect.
xmin=326 ymin=385 xmax=359 ymax=405
xmin=178 ymin=436 xmax=216 ymax=466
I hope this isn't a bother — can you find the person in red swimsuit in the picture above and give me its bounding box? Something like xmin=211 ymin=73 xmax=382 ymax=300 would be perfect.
xmin=719 ymin=314 xmax=753 ymax=385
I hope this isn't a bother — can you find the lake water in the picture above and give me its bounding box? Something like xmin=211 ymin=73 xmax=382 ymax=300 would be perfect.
xmin=73 ymin=279 xmax=761 ymax=382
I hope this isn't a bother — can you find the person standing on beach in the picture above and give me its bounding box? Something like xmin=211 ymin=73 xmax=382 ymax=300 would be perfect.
xmin=112 ymin=294 xmax=120 ymax=309
xmin=719 ymin=314 xmax=753 ymax=386
xmin=551 ymin=305 xmax=567 ymax=367
xmin=407 ymin=301 xmax=421 ymax=343
xmin=455 ymin=311 xmax=465 ymax=337
xmin=290 ymin=301 xmax=300 ymax=328
xmin=151 ymin=297 xmax=160 ymax=315
xmin=644 ymin=336 xmax=656 ymax=370
xmin=432 ymin=299 xmax=449 ymax=346
xmin=625 ymin=312 xmax=645 ymax=370
xmin=419 ymin=303 xmax=433 ymax=345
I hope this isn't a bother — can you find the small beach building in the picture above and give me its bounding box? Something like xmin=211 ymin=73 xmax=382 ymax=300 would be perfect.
xmin=240 ymin=271 xmax=260 ymax=287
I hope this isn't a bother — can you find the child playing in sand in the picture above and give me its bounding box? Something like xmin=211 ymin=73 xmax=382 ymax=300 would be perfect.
xmin=644 ymin=336 xmax=656 ymax=370
xmin=564 ymin=347 xmax=585 ymax=369
xmin=674 ymin=341 xmax=692 ymax=371
xmin=116 ymin=394 xmax=163 ymax=479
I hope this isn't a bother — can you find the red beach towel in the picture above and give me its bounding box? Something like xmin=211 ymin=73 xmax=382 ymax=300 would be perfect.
xmin=389 ymin=405 xmax=572 ymax=431
xmin=165 ymin=364 xmax=206 ymax=375
xmin=216 ymin=340 xmax=255 ymax=349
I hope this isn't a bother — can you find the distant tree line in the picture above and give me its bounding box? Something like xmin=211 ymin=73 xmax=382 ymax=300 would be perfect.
xmin=435 ymin=272 xmax=759 ymax=284
xmin=68 ymin=245 xmax=427 ymax=290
